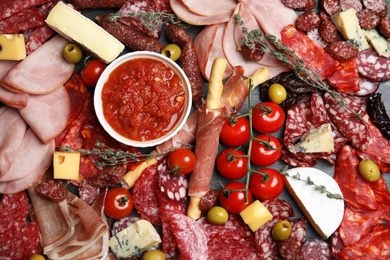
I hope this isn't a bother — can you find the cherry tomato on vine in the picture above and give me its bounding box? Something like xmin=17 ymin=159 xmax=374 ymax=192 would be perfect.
xmin=220 ymin=116 xmax=250 ymax=146
xmin=218 ymin=182 xmax=252 ymax=214
xmin=249 ymin=168 xmax=284 ymax=200
xmin=252 ymin=102 xmax=285 ymax=134
xmin=104 ymin=187 xmax=133 ymax=219
xmin=167 ymin=148 xmax=196 ymax=175
xmin=250 ymin=135 xmax=282 ymax=167
xmin=81 ymin=59 xmax=106 ymax=87
xmin=216 ymin=148 xmax=248 ymax=180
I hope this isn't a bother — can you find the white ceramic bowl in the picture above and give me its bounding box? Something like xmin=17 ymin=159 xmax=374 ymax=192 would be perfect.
xmin=94 ymin=51 xmax=192 ymax=148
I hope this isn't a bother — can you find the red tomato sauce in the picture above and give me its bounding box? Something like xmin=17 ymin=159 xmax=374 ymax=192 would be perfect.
xmin=101 ymin=58 xmax=186 ymax=141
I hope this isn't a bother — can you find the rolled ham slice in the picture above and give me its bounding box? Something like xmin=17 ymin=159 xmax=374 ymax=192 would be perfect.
xmin=0 ymin=107 xmax=27 ymax=175
xmin=181 ymin=0 xmax=237 ymax=16
xmin=1 ymin=35 xmax=75 ymax=94
xmin=0 ymin=128 xmax=49 ymax=182
xmin=19 ymin=85 xmax=71 ymax=144
xmin=0 ymin=139 xmax=53 ymax=194
xmin=171 ymin=0 xmax=232 ymax=25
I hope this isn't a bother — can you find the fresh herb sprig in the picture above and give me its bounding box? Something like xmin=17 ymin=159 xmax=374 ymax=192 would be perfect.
xmin=61 ymin=141 xmax=191 ymax=166
xmin=234 ymin=14 xmax=365 ymax=123
xmin=109 ymin=10 xmax=189 ymax=30
xmin=280 ymin=166 xmax=343 ymax=200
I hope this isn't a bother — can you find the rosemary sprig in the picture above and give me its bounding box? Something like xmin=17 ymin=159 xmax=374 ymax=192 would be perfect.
xmin=281 ymin=168 xmax=344 ymax=200
xmin=234 ymin=14 xmax=365 ymax=123
xmin=60 ymin=141 xmax=191 ymax=166
xmin=109 ymin=10 xmax=189 ymax=30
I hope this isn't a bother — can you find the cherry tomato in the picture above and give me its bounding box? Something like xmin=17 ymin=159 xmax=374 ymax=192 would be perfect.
xmin=216 ymin=148 xmax=248 ymax=180
xmin=81 ymin=59 xmax=106 ymax=87
xmin=219 ymin=182 xmax=252 ymax=214
xmin=252 ymin=102 xmax=285 ymax=134
xmin=167 ymin=148 xmax=196 ymax=175
xmin=220 ymin=116 xmax=250 ymax=146
xmin=250 ymin=135 xmax=282 ymax=167
xmin=104 ymin=187 xmax=133 ymax=219
xmin=249 ymin=168 xmax=284 ymax=200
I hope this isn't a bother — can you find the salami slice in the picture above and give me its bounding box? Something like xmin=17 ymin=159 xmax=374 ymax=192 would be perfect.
xmin=263 ymin=199 xmax=295 ymax=220
xmin=0 ymin=0 xmax=54 ymax=20
xmin=351 ymin=76 xmax=379 ymax=96
xmin=296 ymin=11 xmax=321 ymax=32
xmin=288 ymin=218 xmax=307 ymax=247
xmin=133 ymin=164 xmax=161 ymax=226
xmin=281 ymin=144 xmax=318 ymax=167
xmin=379 ymin=16 xmax=390 ymax=38
xmin=330 ymin=230 xmax=345 ymax=259
xmin=111 ymin=215 xmax=141 ymax=237
xmin=25 ymin=24 xmax=56 ymax=54
xmin=198 ymin=214 xmax=252 ymax=239
xmin=306 ymin=28 xmax=328 ymax=49
xmin=278 ymin=240 xmax=304 ymax=260
xmin=281 ymin=0 xmax=316 ymax=11
xmin=319 ymin=11 xmax=338 ymax=43
xmin=199 ymin=190 xmax=219 ymax=210
xmin=78 ymin=180 xmax=100 ymax=205
xmin=301 ymin=239 xmax=331 ymax=260
xmin=362 ymin=0 xmax=387 ymax=13
xmin=158 ymin=160 xmax=188 ymax=202
xmin=322 ymin=0 xmax=342 ymax=16
xmin=208 ymin=236 xmax=258 ymax=260
xmin=357 ymin=8 xmax=381 ymax=30
xmin=325 ymin=41 xmax=359 ymax=62
xmin=357 ymin=47 xmax=390 ymax=82
xmin=340 ymin=0 xmax=363 ymax=12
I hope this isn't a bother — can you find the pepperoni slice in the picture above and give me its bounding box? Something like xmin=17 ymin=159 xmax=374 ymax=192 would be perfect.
xmin=281 ymin=24 xmax=342 ymax=80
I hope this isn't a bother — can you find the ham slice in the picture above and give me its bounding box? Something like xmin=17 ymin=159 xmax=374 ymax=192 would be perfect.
xmin=0 ymin=85 xmax=29 ymax=109
xmin=181 ymin=0 xmax=237 ymax=16
xmin=0 ymin=60 xmax=18 ymax=80
xmin=28 ymin=173 xmax=109 ymax=259
xmin=1 ymin=35 xmax=75 ymax=94
xmin=0 ymin=108 xmax=27 ymax=176
xmin=19 ymin=86 xmax=71 ymax=144
xmin=171 ymin=0 xmax=232 ymax=25
xmin=0 ymin=138 xmax=53 ymax=194
xmin=0 ymin=128 xmax=50 ymax=182
xmin=195 ymin=23 xmax=234 ymax=81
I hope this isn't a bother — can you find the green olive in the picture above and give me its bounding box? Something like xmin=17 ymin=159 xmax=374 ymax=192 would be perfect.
xmin=268 ymin=83 xmax=287 ymax=104
xmin=28 ymin=254 xmax=45 ymax=260
xmin=272 ymin=220 xmax=292 ymax=241
xmin=63 ymin=43 xmax=83 ymax=64
xmin=207 ymin=206 xmax=229 ymax=224
xmin=142 ymin=250 xmax=166 ymax=260
xmin=161 ymin=44 xmax=182 ymax=62
xmin=359 ymin=159 xmax=381 ymax=182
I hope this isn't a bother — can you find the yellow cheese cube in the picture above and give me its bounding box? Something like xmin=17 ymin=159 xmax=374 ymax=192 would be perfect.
xmin=0 ymin=34 xmax=26 ymax=61
xmin=239 ymin=200 xmax=273 ymax=232
xmin=53 ymin=151 xmax=81 ymax=180
xmin=46 ymin=1 xmax=124 ymax=64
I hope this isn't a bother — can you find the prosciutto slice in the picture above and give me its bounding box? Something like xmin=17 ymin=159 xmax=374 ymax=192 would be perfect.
xmin=1 ymin=35 xmax=75 ymax=94
xmin=19 ymin=86 xmax=71 ymax=144
xmin=28 ymin=172 xmax=109 ymax=259
xmin=0 ymin=108 xmax=27 ymax=175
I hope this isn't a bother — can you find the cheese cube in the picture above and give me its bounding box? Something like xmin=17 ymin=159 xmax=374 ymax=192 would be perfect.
xmin=239 ymin=200 xmax=273 ymax=232
xmin=290 ymin=123 xmax=334 ymax=154
xmin=46 ymin=1 xmax=124 ymax=64
xmin=109 ymin=219 xmax=162 ymax=258
xmin=53 ymin=151 xmax=80 ymax=180
xmin=331 ymin=8 xmax=370 ymax=51
xmin=0 ymin=34 xmax=26 ymax=61
xmin=363 ymin=29 xmax=390 ymax=58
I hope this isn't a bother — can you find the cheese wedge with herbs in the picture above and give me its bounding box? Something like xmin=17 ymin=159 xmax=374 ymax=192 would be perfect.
xmin=283 ymin=167 xmax=344 ymax=239
xmin=45 ymin=1 xmax=124 ymax=63
xmin=0 ymin=34 xmax=26 ymax=61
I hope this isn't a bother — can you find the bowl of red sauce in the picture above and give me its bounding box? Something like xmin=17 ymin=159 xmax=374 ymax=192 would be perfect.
xmin=94 ymin=51 xmax=192 ymax=147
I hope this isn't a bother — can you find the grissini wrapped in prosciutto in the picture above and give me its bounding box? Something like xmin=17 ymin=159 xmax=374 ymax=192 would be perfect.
xmin=121 ymin=66 xmax=270 ymax=189
xmin=187 ymin=57 xmax=227 ymax=220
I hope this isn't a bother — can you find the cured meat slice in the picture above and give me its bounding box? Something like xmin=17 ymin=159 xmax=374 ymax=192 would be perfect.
xmin=319 ymin=11 xmax=338 ymax=43
xmin=19 ymin=86 xmax=71 ymax=144
xmin=306 ymin=28 xmax=328 ymax=49
xmin=325 ymin=41 xmax=360 ymax=62
xmin=362 ymin=0 xmax=387 ymax=12
xmin=327 ymin=58 xmax=360 ymax=94
xmin=356 ymin=47 xmax=390 ymax=82
xmin=0 ymin=0 xmax=54 ymax=20
xmin=352 ymin=76 xmax=379 ymax=97
xmin=208 ymin=236 xmax=258 ymax=260
xmin=330 ymin=230 xmax=345 ymax=259
xmin=110 ymin=215 xmax=141 ymax=237
xmin=322 ymin=0 xmax=342 ymax=16
xmin=25 ymin=24 xmax=56 ymax=54
xmin=167 ymin=213 xmax=208 ymax=260
xmin=0 ymin=128 xmax=48 ymax=182
xmin=281 ymin=24 xmax=342 ymax=80
xmin=0 ymin=60 xmax=18 ymax=80
xmin=78 ymin=180 xmax=100 ymax=205
xmin=0 ymin=138 xmax=54 ymax=194
xmin=158 ymin=160 xmax=188 ymax=202
xmin=0 ymin=86 xmax=29 ymax=109
xmin=339 ymin=223 xmax=390 ymax=259
xmin=364 ymin=119 xmax=390 ymax=165
xmin=301 ymin=239 xmax=331 ymax=260
xmin=281 ymin=145 xmax=318 ymax=167
xmin=181 ymin=0 xmax=237 ymax=16
xmin=288 ymin=218 xmax=307 ymax=247
xmin=1 ymin=35 xmax=75 ymax=94
xmin=296 ymin=11 xmax=321 ymax=32
xmin=278 ymin=240 xmax=304 ymax=260
xmin=170 ymin=0 xmax=231 ymax=25
xmin=0 ymin=7 xmax=46 ymax=34
xmin=117 ymin=0 xmax=163 ymax=40
xmin=133 ymin=164 xmax=161 ymax=226
xmin=357 ymin=8 xmax=381 ymax=30
xmin=0 ymin=108 xmax=27 ymax=175
xmin=340 ymin=0 xmax=362 ymax=12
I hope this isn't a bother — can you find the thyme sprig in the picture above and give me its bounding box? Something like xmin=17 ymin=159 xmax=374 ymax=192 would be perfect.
xmin=60 ymin=141 xmax=191 ymax=167
xmin=281 ymin=166 xmax=344 ymax=200
xmin=109 ymin=10 xmax=189 ymax=29
xmin=234 ymin=14 xmax=365 ymax=123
